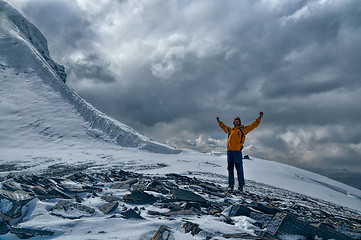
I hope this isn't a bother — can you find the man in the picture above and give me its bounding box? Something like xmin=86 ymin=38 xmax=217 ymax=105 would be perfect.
xmin=216 ymin=112 xmax=263 ymax=192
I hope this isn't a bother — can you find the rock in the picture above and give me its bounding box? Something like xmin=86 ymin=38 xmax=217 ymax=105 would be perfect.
xmin=183 ymin=201 xmax=202 ymax=211
xmin=250 ymin=212 xmax=274 ymax=229
xmin=222 ymin=215 xmax=235 ymax=225
xmin=199 ymin=182 xmax=221 ymax=193
xmin=51 ymin=200 xmax=95 ymax=219
xmin=75 ymin=194 xmax=83 ymax=203
xmin=251 ymin=202 xmax=280 ymax=214
xmin=183 ymin=222 xmax=202 ymax=235
xmin=147 ymin=210 xmax=163 ymax=216
xmin=0 ymin=217 xmax=9 ymax=235
xmin=59 ymin=183 xmax=87 ymax=194
xmin=101 ymin=195 xmax=122 ymax=202
xmin=121 ymin=208 xmax=144 ymax=219
xmin=13 ymin=176 xmax=36 ymax=186
xmin=163 ymin=207 xmax=198 ymax=216
xmin=265 ymin=213 xmax=353 ymax=240
xmin=37 ymin=178 xmax=57 ymax=188
xmin=152 ymin=225 xmax=172 ymax=240
xmin=172 ymin=189 xmax=207 ymax=203
xmin=32 ymin=185 xmax=55 ymax=200
xmin=0 ymin=190 xmax=34 ymax=220
xmin=208 ymin=208 xmax=222 ymax=215
xmin=228 ymin=204 xmax=251 ymax=217
xmin=123 ymin=190 xmax=158 ymax=204
xmin=146 ymin=180 xmax=169 ymax=194
xmin=223 ymin=232 xmax=261 ymax=239
xmin=166 ymin=173 xmax=198 ymax=185
xmin=2 ymin=180 xmax=22 ymax=191
xmin=99 ymin=201 xmax=119 ymax=214
xmin=111 ymin=178 xmax=138 ymax=189
xmin=48 ymin=187 xmax=72 ymax=199
xmin=10 ymin=227 xmax=54 ymax=239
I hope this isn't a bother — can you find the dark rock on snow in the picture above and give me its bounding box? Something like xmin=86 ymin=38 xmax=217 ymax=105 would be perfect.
xmin=123 ymin=190 xmax=158 ymax=204
xmin=0 ymin=217 xmax=9 ymax=235
xmin=183 ymin=221 xmax=202 ymax=236
xmin=51 ymin=200 xmax=95 ymax=219
xmin=172 ymin=188 xmax=207 ymax=203
xmin=152 ymin=225 xmax=172 ymax=240
xmin=99 ymin=201 xmax=119 ymax=214
xmin=0 ymin=190 xmax=34 ymax=220
xmin=121 ymin=208 xmax=144 ymax=219
xmin=0 ymin=167 xmax=360 ymax=239
xmin=10 ymin=227 xmax=54 ymax=239
xmin=228 ymin=204 xmax=252 ymax=217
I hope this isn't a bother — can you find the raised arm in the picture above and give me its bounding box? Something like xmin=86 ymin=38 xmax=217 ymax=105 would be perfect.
xmin=217 ymin=117 xmax=232 ymax=134
xmin=243 ymin=112 xmax=263 ymax=134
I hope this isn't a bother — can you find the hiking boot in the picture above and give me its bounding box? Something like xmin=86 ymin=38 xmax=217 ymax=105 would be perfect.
xmin=238 ymin=186 xmax=245 ymax=193
xmin=227 ymin=186 xmax=234 ymax=192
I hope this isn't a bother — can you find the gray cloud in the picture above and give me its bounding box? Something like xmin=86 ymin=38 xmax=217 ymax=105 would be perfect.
xmin=8 ymin=0 xmax=361 ymax=176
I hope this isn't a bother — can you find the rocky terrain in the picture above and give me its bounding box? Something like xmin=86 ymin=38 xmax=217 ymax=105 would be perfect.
xmin=1 ymin=163 xmax=360 ymax=239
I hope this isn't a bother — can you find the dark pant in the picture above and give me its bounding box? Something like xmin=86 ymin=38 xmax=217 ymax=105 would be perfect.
xmin=227 ymin=150 xmax=244 ymax=188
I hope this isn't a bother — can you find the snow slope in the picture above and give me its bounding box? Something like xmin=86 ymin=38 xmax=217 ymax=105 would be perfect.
xmin=0 ymin=0 xmax=360 ymax=228
xmin=0 ymin=0 xmax=180 ymax=154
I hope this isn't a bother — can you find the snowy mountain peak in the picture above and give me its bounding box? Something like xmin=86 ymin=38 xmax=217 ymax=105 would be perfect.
xmin=0 ymin=0 xmax=180 ymax=154
xmin=0 ymin=0 xmax=66 ymax=83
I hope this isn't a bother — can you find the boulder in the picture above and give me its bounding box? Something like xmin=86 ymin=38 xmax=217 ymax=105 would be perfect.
xmin=265 ymin=213 xmax=353 ymax=240
xmin=199 ymin=182 xmax=221 ymax=193
xmin=51 ymin=200 xmax=95 ymax=219
xmin=228 ymin=204 xmax=251 ymax=217
xmin=10 ymin=227 xmax=54 ymax=239
xmin=99 ymin=201 xmax=119 ymax=214
xmin=0 ymin=217 xmax=9 ymax=235
xmin=183 ymin=222 xmax=202 ymax=235
xmin=123 ymin=190 xmax=158 ymax=204
xmin=32 ymin=185 xmax=55 ymax=200
xmin=48 ymin=187 xmax=72 ymax=199
xmin=75 ymin=194 xmax=83 ymax=203
xmin=162 ymin=207 xmax=198 ymax=216
xmin=172 ymin=189 xmax=207 ymax=203
xmin=111 ymin=178 xmax=138 ymax=189
xmin=13 ymin=176 xmax=36 ymax=186
xmin=121 ymin=208 xmax=144 ymax=219
xmin=152 ymin=225 xmax=172 ymax=240
xmin=223 ymin=232 xmax=261 ymax=239
xmin=101 ymin=195 xmax=122 ymax=202
xmin=0 ymin=190 xmax=34 ymax=220
xmin=146 ymin=180 xmax=169 ymax=194
xmin=251 ymin=202 xmax=280 ymax=215
xmin=2 ymin=180 xmax=22 ymax=191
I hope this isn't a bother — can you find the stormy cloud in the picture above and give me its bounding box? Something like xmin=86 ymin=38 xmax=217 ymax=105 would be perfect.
xmin=8 ymin=0 xmax=361 ymax=180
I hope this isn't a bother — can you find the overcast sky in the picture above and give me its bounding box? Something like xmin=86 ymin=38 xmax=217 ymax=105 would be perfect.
xmin=8 ymin=0 xmax=361 ymax=174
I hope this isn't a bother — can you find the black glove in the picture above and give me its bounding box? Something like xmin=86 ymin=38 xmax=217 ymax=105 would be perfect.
xmin=260 ymin=111 xmax=264 ymax=117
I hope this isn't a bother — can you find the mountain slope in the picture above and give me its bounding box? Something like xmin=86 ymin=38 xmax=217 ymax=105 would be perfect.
xmin=0 ymin=0 xmax=180 ymax=154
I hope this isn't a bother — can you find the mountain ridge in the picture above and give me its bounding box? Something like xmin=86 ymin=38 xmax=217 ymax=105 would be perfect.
xmin=0 ymin=0 xmax=180 ymax=154
xmin=0 ymin=0 xmax=66 ymax=82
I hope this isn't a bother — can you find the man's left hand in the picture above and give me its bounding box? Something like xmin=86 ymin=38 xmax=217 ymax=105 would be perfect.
xmin=260 ymin=111 xmax=264 ymax=117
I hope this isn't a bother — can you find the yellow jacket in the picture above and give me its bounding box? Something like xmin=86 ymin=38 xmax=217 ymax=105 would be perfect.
xmin=218 ymin=116 xmax=262 ymax=151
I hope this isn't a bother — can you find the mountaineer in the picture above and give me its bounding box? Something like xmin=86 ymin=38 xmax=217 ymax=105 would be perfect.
xmin=216 ymin=112 xmax=263 ymax=192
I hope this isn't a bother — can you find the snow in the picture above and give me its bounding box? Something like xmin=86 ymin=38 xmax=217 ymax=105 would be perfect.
xmin=0 ymin=1 xmax=360 ymax=239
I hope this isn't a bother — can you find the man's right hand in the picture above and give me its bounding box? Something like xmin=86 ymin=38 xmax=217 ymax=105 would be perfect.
xmin=216 ymin=117 xmax=220 ymax=122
